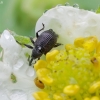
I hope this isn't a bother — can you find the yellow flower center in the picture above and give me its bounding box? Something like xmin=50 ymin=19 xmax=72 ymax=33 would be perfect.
xmin=33 ymin=36 xmax=100 ymax=100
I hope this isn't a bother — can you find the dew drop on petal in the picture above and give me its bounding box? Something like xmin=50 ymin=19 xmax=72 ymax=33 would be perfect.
xmin=65 ymin=2 xmax=70 ymax=6
xmin=13 ymin=59 xmax=24 ymax=70
xmin=43 ymin=9 xmax=48 ymax=13
xmin=26 ymin=67 xmax=35 ymax=77
xmin=73 ymin=3 xmax=79 ymax=8
xmin=56 ymin=4 xmax=62 ymax=7
xmin=3 ymin=30 xmax=10 ymax=40
xmin=9 ymin=89 xmax=27 ymax=100
xmin=91 ymin=9 xmax=95 ymax=12
xmin=0 ymin=30 xmax=17 ymax=50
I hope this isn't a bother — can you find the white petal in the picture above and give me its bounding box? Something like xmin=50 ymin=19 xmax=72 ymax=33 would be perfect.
xmin=0 ymin=62 xmax=12 ymax=81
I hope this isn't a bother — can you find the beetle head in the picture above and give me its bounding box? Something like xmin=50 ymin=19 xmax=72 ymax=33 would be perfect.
xmin=32 ymin=46 xmax=43 ymax=59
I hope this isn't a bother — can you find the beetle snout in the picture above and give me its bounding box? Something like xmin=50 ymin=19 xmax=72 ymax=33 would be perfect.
xmin=32 ymin=48 xmax=42 ymax=59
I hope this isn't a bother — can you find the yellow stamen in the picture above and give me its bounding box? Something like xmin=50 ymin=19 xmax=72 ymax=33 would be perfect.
xmin=89 ymin=81 xmax=100 ymax=93
xmin=65 ymin=44 xmax=74 ymax=50
xmin=53 ymin=93 xmax=63 ymax=100
xmin=91 ymin=96 xmax=99 ymax=100
xmin=34 ymin=60 xmax=47 ymax=71
xmin=33 ymin=91 xmax=50 ymax=100
xmin=63 ymin=85 xmax=80 ymax=96
xmin=74 ymin=37 xmax=84 ymax=47
xmin=36 ymin=68 xmax=53 ymax=85
xmin=84 ymin=97 xmax=91 ymax=100
xmin=46 ymin=50 xmax=59 ymax=62
xmin=83 ymin=36 xmax=98 ymax=52
xmin=96 ymin=42 xmax=100 ymax=54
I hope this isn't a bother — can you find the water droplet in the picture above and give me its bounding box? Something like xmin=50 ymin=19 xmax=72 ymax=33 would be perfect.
xmin=3 ymin=30 xmax=13 ymax=41
xmin=65 ymin=2 xmax=70 ymax=6
xmin=73 ymin=3 xmax=79 ymax=8
xmin=3 ymin=30 xmax=10 ymax=40
xmin=26 ymin=67 xmax=35 ymax=77
xmin=56 ymin=4 xmax=62 ymax=7
xmin=44 ymin=9 xmax=48 ymax=13
xmin=91 ymin=9 xmax=95 ymax=12
xmin=13 ymin=59 xmax=24 ymax=70
xmin=9 ymin=89 xmax=27 ymax=100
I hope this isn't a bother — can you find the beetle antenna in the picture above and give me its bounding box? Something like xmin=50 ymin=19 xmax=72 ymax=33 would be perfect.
xmin=37 ymin=23 xmax=45 ymax=33
xmin=36 ymin=23 xmax=45 ymax=38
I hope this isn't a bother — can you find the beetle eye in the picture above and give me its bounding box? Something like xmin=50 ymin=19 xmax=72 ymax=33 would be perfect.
xmin=38 ymin=46 xmax=42 ymax=53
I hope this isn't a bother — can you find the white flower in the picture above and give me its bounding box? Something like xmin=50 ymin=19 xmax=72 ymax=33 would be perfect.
xmin=0 ymin=30 xmax=38 ymax=100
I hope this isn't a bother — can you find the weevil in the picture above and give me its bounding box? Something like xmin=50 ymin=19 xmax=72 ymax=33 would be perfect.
xmin=19 ymin=23 xmax=62 ymax=66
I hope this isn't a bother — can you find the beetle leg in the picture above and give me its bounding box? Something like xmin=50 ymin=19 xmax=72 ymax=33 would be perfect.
xmin=28 ymin=55 xmax=30 ymax=61
xmin=30 ymin=37 xmax=34 ymax=45
xmin=34 ymin=58 xmax=40 ymax=64
xmin=29 ymin=57 xmax=34 ymax=66
xmin=36 ymin=23 xmax=45 ymax=38
xmin=16 ymin=40 xmax=33 ymax=49
xmin=16 ymin=40 xmax=22 ymax=45
xmin=54 ymin=43 xmax=62 ymax=47
xmin=32 ymin=58 xmax=40 ymax=67
xmin=24 ymin=44 xmax=33 ymax=49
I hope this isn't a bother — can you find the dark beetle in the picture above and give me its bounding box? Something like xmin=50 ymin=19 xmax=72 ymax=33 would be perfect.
xmin=23 ymin=23 xmax=61 ymax=66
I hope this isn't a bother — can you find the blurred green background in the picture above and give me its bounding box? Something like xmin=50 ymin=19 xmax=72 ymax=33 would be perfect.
xmin=0 ymin=0 xmax=100 ymax=37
